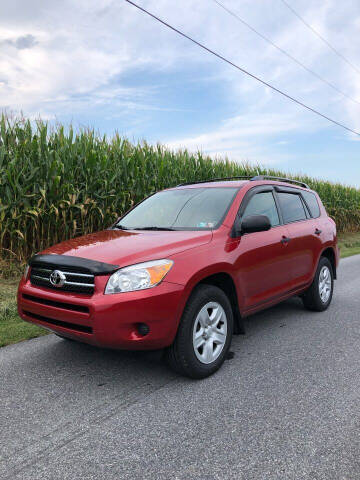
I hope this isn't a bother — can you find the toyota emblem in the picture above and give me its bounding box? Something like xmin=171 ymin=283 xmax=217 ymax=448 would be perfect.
xmin=49 ymin=270 xmax=66 ymax=287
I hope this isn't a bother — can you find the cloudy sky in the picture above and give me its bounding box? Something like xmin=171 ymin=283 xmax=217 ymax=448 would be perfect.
xmin=1 ymin=0 xmax=360 ymax=186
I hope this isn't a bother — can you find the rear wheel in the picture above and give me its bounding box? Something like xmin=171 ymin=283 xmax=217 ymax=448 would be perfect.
xmin=302 ymin=257 xmax=334 ymax=312
xmin=165 ymin=284 xmax=233 ymax=379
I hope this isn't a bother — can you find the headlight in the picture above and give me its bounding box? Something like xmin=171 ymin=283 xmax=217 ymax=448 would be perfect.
xmin=23 ymin=264 xmax=30 ymax=280
xmin=105 ymin=259 xmax=173 ymax=294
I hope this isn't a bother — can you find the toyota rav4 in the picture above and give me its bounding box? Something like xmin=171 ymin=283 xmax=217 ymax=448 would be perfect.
xmin=18 ymin=176 xmax=339 ymax=378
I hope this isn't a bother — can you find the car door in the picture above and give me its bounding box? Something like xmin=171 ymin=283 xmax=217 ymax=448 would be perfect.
xmin=233 ymin=186 xmax=294 ymax=311
xmin=274 ymin=187 xmax=318 ymax=289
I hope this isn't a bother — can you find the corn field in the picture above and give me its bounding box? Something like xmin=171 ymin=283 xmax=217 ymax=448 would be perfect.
xmin=1 ymin=114 xmax=359 ymax=262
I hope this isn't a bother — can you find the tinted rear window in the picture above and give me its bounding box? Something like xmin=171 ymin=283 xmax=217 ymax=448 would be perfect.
xmin=277 ymin=192 xmax=307 ymax=223
xmin=302 ymin=191 xmax=320 ymax=218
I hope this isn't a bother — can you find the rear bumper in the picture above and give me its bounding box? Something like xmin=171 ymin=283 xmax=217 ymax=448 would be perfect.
xmin=17 ymin=276 xmax=185 ymax=350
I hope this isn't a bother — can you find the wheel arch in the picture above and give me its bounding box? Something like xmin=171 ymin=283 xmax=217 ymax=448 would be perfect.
xmin=193 ymin=272 xmax=245 ymax=335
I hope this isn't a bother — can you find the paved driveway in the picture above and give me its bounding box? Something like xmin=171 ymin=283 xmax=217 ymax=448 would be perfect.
xmin=1 ymin=256 xmax=359 ymax=479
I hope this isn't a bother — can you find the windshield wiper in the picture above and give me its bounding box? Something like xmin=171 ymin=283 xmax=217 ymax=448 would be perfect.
xmin=135 ymin=226 xmax=176 ymax=231
xmin=113 ymin=224 xmax=131 ymax=230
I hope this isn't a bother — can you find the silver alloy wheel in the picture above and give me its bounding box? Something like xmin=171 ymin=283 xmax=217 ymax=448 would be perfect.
xmin=192 ymin=302 xmax=227 ymax=364
xmin=319 ymin=265 xmax=332 ymax=303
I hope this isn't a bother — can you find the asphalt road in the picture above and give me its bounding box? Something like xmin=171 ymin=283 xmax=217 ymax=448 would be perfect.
xmin=1 ymin=255 xmax=360 ymax=480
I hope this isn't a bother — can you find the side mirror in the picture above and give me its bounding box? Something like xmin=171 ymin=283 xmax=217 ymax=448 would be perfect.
xmin=241 ymin=214 xmax=271 ymax=234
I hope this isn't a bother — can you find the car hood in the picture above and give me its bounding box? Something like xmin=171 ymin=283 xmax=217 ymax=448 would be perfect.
xmin=40 ymin=229 xmax=213 ymax=268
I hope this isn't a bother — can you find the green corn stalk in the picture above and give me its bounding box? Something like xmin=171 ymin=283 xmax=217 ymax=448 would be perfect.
xmin=0 ymin=113 xmax=359 ymax=262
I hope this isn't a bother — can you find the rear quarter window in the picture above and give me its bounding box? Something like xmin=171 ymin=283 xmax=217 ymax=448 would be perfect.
xmin=302 ymin=191 xmax=321 ymax=218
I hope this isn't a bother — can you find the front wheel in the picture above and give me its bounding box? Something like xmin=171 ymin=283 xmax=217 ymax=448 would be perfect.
xmin=302 ymin=257 xmax=334 ymax=312
xmin=165 ymin=284 xmax=234 ymax=379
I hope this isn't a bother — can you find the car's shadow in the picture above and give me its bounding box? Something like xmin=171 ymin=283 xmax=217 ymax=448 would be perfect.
xmin=41 ymin=336 xmax=173 ymax=383
xmin=242 ymin=295 xmax=305 ymax=335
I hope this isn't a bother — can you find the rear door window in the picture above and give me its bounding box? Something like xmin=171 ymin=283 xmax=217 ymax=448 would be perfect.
xmin=302 ymin=191 xmax=320 ymax=218
xmin=242 ymin=191 xmax=280 ymax=227
xmin=277 ymin=192 xmax=307 ymax=224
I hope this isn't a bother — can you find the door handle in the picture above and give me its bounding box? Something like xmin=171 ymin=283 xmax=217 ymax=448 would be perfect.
xmin=281 ymin=236 xmax=291 ymax=244
xmin=315 ymin=228 xmax=322 ymax=235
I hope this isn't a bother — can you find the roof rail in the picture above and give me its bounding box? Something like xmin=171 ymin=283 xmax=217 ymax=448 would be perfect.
xmin=176 ymin=175 xmax=310 ymax=189
xmin=176 ymin=176 xmax=252 ymax=187
xmin=250 ymin=175 xmax=309 ymax=189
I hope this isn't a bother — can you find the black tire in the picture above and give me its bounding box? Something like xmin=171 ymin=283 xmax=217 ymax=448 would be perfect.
xmin=302 ymin=257 xmax=334 ymax=312
xmin=165 ymin=284 xmax=234 ymax=379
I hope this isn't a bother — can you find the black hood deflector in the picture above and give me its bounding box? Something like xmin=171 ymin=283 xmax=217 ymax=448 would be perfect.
xmin=28 ymin=254 xmax=119 ymax=276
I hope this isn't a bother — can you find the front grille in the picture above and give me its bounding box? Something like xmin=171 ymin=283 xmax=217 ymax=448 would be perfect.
xmin=30 ymin=266 xmax=95 ymax=294
xmin=22 ymin=294 xmax=89 ymax=313
xmin=23 ymin=310 xmax=92 ymax=334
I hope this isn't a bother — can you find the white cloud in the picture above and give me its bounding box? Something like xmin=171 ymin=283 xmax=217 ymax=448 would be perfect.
xmin=165 ymin=110 xmax=319 ymax=165
xmin=0 ymin=0 xmax=359 ymax=151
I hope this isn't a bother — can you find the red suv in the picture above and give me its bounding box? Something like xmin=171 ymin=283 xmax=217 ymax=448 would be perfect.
xmin=18 ymin=176 xmax=339 ymax=378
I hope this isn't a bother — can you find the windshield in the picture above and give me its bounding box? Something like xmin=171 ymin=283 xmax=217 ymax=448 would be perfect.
xmin=117 ymin=187 xmax=238 ymax=230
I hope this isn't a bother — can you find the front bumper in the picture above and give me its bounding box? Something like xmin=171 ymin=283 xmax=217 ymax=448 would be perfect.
xmin=17 ymin=275 xmax=185 ymax=350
